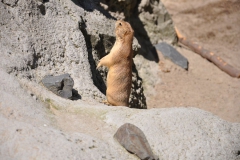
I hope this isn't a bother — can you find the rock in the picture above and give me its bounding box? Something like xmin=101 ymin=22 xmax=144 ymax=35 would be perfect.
xmin=155 ymin=42 xmax=189 ymax=70
xmin=114 ymin=123 xmax=159 ymax=160
xmin=42 ymin=73 xmax=74 ymax=99
xmin=0 ymin=69 xmax=240 ymax=160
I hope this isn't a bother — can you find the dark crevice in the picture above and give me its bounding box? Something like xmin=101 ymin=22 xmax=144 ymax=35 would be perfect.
xmin=38 ymin=4 xmax=46 ymax=15
xmin=72 ymin=89 xmax=82 ymax=100
xmin=237 ymin=150 xmax=240 ymax=156
xmin=29 ymin=48 xmax=39 ymax=69
xmin=43 ymin=0 xmax=49 ymax=3
xmin=79 ymin=17 xmax=107 ymax=95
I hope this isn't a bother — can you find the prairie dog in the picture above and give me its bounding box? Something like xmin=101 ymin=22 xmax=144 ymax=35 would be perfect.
xmin=97 ymin=20 xmax=134 ymax=107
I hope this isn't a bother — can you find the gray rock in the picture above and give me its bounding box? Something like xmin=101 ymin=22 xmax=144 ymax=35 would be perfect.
xmin=0 ymin=69 xmax=240 ymax=160
xmin=114 ymin=123 xmax=159 ymax=160
xmin=155 ymin=42 xmax=189 ymax=70
xmin=42 ymin=74 xmax=74 ymax=99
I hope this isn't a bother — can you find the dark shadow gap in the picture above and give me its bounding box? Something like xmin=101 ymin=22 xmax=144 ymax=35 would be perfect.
xmin=79 ymin=17 xmax=107 ymax=95
xmin=72 ymin=89 xmax=82 ymax=100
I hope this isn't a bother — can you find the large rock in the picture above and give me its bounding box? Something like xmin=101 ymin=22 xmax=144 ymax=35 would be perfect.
xmin=0 ymin=69 xmax=239 ymax=160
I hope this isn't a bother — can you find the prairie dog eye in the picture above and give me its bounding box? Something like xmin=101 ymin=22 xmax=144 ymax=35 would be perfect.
xmin=119 ymin=22 xmax=122 ymax=26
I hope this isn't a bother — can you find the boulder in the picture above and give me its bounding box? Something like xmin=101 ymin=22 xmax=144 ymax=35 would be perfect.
xmin=0 ymin=70 xmax=239 ymax=160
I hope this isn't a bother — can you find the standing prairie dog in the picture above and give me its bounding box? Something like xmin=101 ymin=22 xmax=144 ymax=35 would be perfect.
xmin=97 ymin=20 xmax=134 ymax=107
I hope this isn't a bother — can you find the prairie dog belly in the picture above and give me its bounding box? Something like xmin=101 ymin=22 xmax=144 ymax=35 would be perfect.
xmin=107 ymin=64 xmax=132 ymax=106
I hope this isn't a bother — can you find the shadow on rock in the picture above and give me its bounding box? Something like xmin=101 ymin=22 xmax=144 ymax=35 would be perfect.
xmin=71 ymin=0 xmax=115 ymax=19
xmin=72 ymin=89 xmax=82 ymax=100
xmin=78 ymin=16 xmax=107 ymax=95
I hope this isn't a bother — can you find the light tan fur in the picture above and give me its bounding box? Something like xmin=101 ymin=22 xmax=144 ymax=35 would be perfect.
xmin=97 ymin=20 xmax=134 ymax=107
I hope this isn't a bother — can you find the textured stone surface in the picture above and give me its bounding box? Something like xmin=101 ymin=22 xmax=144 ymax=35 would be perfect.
xmin=114 ymin=123 xmax=159 ymax=160
xmin=0 ymin=0 xmax=103 ymax=101
xmin=0 ymin=0 xmax=147 ymax=108
xmin=42 ymin=73 xmax=74 ymax=99
xmin=1 ymin=69 xmax=240 ymax=160
xmin=155 ymin=42 xmax=189 ymax=70
xmin=0 ymin=69 xmax=136 ymax=160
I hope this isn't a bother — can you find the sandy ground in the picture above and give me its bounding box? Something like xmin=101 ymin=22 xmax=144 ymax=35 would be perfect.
xmin=148 ymin=0 xmax=240 ymax=122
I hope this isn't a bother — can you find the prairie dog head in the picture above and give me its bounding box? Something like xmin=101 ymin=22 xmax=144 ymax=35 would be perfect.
xmin=115 ymin=20 xmax=134 ymax=41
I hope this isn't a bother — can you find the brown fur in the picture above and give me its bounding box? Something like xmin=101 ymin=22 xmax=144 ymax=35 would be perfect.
xmin=97 ymin=20 xmax=134 ymax=107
